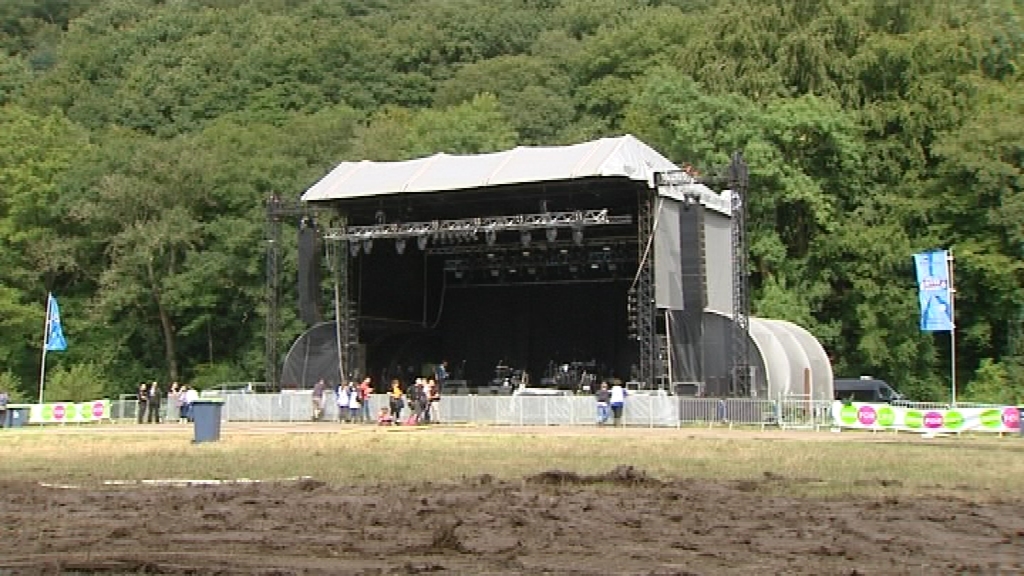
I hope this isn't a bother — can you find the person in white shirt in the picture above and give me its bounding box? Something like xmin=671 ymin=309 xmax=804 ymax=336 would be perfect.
xmin=346 ymin=382 xmax=361 ymax=422
xmin=335 ymin=383 xmax=348 ymax=422
xmin=609 ymin=383 xmax=627 ymax=427
xmin=182 ymin=386 xmax=199 ymax=422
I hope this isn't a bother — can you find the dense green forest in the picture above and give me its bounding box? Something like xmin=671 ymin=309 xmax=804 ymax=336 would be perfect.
xmin=1 ymin=0 xmax=1021 ymax=403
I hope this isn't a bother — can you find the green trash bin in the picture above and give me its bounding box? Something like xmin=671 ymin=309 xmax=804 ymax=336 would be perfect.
xmin=192 ymin=399 xmax=224 ymax=443
xmin=4 ymin=404 xmax=31 ymax=428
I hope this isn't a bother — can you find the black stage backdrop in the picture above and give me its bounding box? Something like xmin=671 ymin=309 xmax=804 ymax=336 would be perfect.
xmin=355 ymin=246 xmax=634 ymax=389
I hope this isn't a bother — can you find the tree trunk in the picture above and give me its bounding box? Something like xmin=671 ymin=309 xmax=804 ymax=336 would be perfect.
xmin=147 ymin=259 xmax=179 ymax=383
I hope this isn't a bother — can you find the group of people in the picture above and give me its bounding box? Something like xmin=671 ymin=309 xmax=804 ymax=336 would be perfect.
xmin=310 ymin=377 xmax=375 ymax=423
xmin=309 ymin=362 xmax=449 ymax=426
xmin=136 ymin=381 xmax=198 ymax=424
xmin=594 ymin=381 xmax=627 ymax=426
xmin=385 ymin=376 xmax=441 ymax=425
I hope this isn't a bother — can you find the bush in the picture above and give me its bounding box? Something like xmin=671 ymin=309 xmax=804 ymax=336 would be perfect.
xmin=43 ymin=362 xmax=108 ymax=402
xmin=963 ymin=358 xmax=1022 ymax=405
xmin=0 ymin=371 xmax=31 ymax=402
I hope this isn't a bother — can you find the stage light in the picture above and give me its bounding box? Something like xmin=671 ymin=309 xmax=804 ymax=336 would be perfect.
xmin=454 ymin=270 xmax=463 ymax=279
xmin=527 ymin=267 xmax=536 ymax=275
xmin=363 ymin=239 xmax=373 ymax=255
xmin=590 ymin=263 xmax=600 ymax=270
xmin=520 ymin=231 xmax=531 ymax=248
xmin=490 ymin=269 xmax=500 ymax=277
xmin=395 ymin=238 xmax=406 ymax=255
xmin=417 ymin=235 xmax=428 ymax=250
xmin=654 ymin=170 xmax=693 ymax=187
xmin=572 ymin=227 xmax=584 ymax=246
xmin=349 ymin=240 xmax=360 ymax=257
xmin=546 ymin=227 xmax=557 ymax=243
xmin=485 ymin=229 xmax=496 ymax=246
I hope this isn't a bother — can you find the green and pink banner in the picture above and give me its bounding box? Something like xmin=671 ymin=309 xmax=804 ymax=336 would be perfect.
xmin=832 ymin=401 xmax=1021 ymax=434
xmin=28 ymin=399 xmax=110 ymax=424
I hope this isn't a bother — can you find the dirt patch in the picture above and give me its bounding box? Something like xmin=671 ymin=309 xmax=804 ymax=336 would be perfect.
xmin=526 ymin=464 xmax=660 ymax=486
xmin=1 ymin=470 xmax=1022 ymax=575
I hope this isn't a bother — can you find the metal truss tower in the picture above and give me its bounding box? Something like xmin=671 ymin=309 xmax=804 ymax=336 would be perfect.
xmin=636 ymin=190 xmax=658 ymax=388
xmin=728 ymin=152 xmax=751 ymax=396
xmin=265 ymin=194 xmax=316 ymax=390
xmin=333 ymin=215 xmax=358 ymax=383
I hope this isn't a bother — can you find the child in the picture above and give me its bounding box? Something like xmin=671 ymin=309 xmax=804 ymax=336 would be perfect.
xmin=377 ymin=407 xmax=394 ymax=426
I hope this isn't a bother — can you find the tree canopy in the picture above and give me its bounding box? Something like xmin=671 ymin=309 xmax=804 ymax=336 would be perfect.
xmin=0 ymin=0 xmax=1021 ymax=403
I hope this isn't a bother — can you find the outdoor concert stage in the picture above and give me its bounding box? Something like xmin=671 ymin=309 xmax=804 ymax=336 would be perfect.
xmin=276 ymin=136 xmax=833 ymax=400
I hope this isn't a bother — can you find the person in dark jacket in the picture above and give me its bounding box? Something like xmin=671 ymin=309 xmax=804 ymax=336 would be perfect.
xmin=147 ymin=381 xmax=161 ymax=423
xmin=136 ymin=382 xmax=149 ymax=424
xmin=595 ymin=382 xmax=611 ymax=425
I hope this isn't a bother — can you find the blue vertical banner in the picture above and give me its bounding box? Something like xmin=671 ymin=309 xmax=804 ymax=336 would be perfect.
xmin=913 ymin=250 xmax=953 ymax=332
xmin=45 ymin=293 xmax=68 ymax=351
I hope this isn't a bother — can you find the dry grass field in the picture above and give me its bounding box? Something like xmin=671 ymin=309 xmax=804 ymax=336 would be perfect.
xmin=2 ymin=423 xmax=1023 ymax=575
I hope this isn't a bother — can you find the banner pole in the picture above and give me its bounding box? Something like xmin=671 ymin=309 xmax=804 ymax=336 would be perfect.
xmin=949 ymin=249 xmax=957 ymax=407
xmin=38 ymin=293 xmax=50 ymax=404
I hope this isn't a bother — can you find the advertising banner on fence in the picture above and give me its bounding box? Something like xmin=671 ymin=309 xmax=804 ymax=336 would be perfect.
xmin=832 ymin=401 xmax=1021 ymax=434
xmin=28 ymin=399 xmax=110 ymax=424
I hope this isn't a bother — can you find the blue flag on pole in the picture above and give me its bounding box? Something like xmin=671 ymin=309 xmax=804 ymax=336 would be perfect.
xmin=45 ymin=293 xmax=68 ymax=351
xmin=913 ymin=250 xmax=953 ymax=332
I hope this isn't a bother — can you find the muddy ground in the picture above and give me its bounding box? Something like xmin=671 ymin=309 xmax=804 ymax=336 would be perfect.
xmin=2 ymin=466 xmax=1022 ymax=576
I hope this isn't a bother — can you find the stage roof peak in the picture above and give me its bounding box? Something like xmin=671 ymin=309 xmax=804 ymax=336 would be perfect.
xmin=301 ymin=134 xmax=683 ymax=203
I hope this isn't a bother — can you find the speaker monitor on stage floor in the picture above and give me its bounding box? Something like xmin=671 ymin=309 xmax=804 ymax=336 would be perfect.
xmin=297 ymin=220 xmax=322 ymax=326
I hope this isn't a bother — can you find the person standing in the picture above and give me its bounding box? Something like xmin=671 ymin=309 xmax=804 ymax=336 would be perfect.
xmin=175 ymin=385 xmax=188 ymax=423
xmin=136 ymin=382 xmax=149 ymax=424
xmin=0 ymin=389 xmax=9 ymax=429
xmin=406 ymin=379 xmax=423 ymax=425
xmin=427 ymin=377 xmax=441 ymax=424
xmin=167 ymin=382 xmax=180 ymax=423
xmin=388 ymin=379 xmax=404 ymax=425
xmin=182 ymin=385 xmax=199 ymax=422
xmin=358 ymin=377 xmax=373 ymax=423
xmin=147 ymin=381 xmax=161 ymax=423
xmin=311 ymin=378 xmax=326 ymax=422
xmin=609 ymin=381 xmax=627 ymax=427
xmin=595 ymin=381 xmax=611 ymax=425
xmin=346 ymin=382 xmax=361 ymax=422
xmin=434 ymin=361 xmax=449 ymax=391
xmin=335 ymin=382 xmax=348 ymax=422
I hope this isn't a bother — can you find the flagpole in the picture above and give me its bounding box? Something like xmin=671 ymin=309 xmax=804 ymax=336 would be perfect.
xmin=38 ymin=293 xmax=51 ymax=405
xmin=948 ymin=249 xmax=957 ymax=407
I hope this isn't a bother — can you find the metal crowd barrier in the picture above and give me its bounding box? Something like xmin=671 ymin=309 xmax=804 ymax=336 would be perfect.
xmin=108 ymin=392 xmax=837 ymax=429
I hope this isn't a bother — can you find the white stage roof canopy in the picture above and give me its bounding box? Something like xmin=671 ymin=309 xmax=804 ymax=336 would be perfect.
xmin=302 ymin=135 xmax=724 ymax=209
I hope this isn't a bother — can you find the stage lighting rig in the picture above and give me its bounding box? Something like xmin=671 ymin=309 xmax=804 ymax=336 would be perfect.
xmin=322 ymin=209 xmax=631 ymax=243
xmin=654 ymin=170 xmax=703 ymax=210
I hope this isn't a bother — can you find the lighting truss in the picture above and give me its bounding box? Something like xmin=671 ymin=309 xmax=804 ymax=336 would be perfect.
xmin=654 ymin=170 xmax=703 ymax=208
xmin=321 ymin=209 xmax=631 ymax=241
